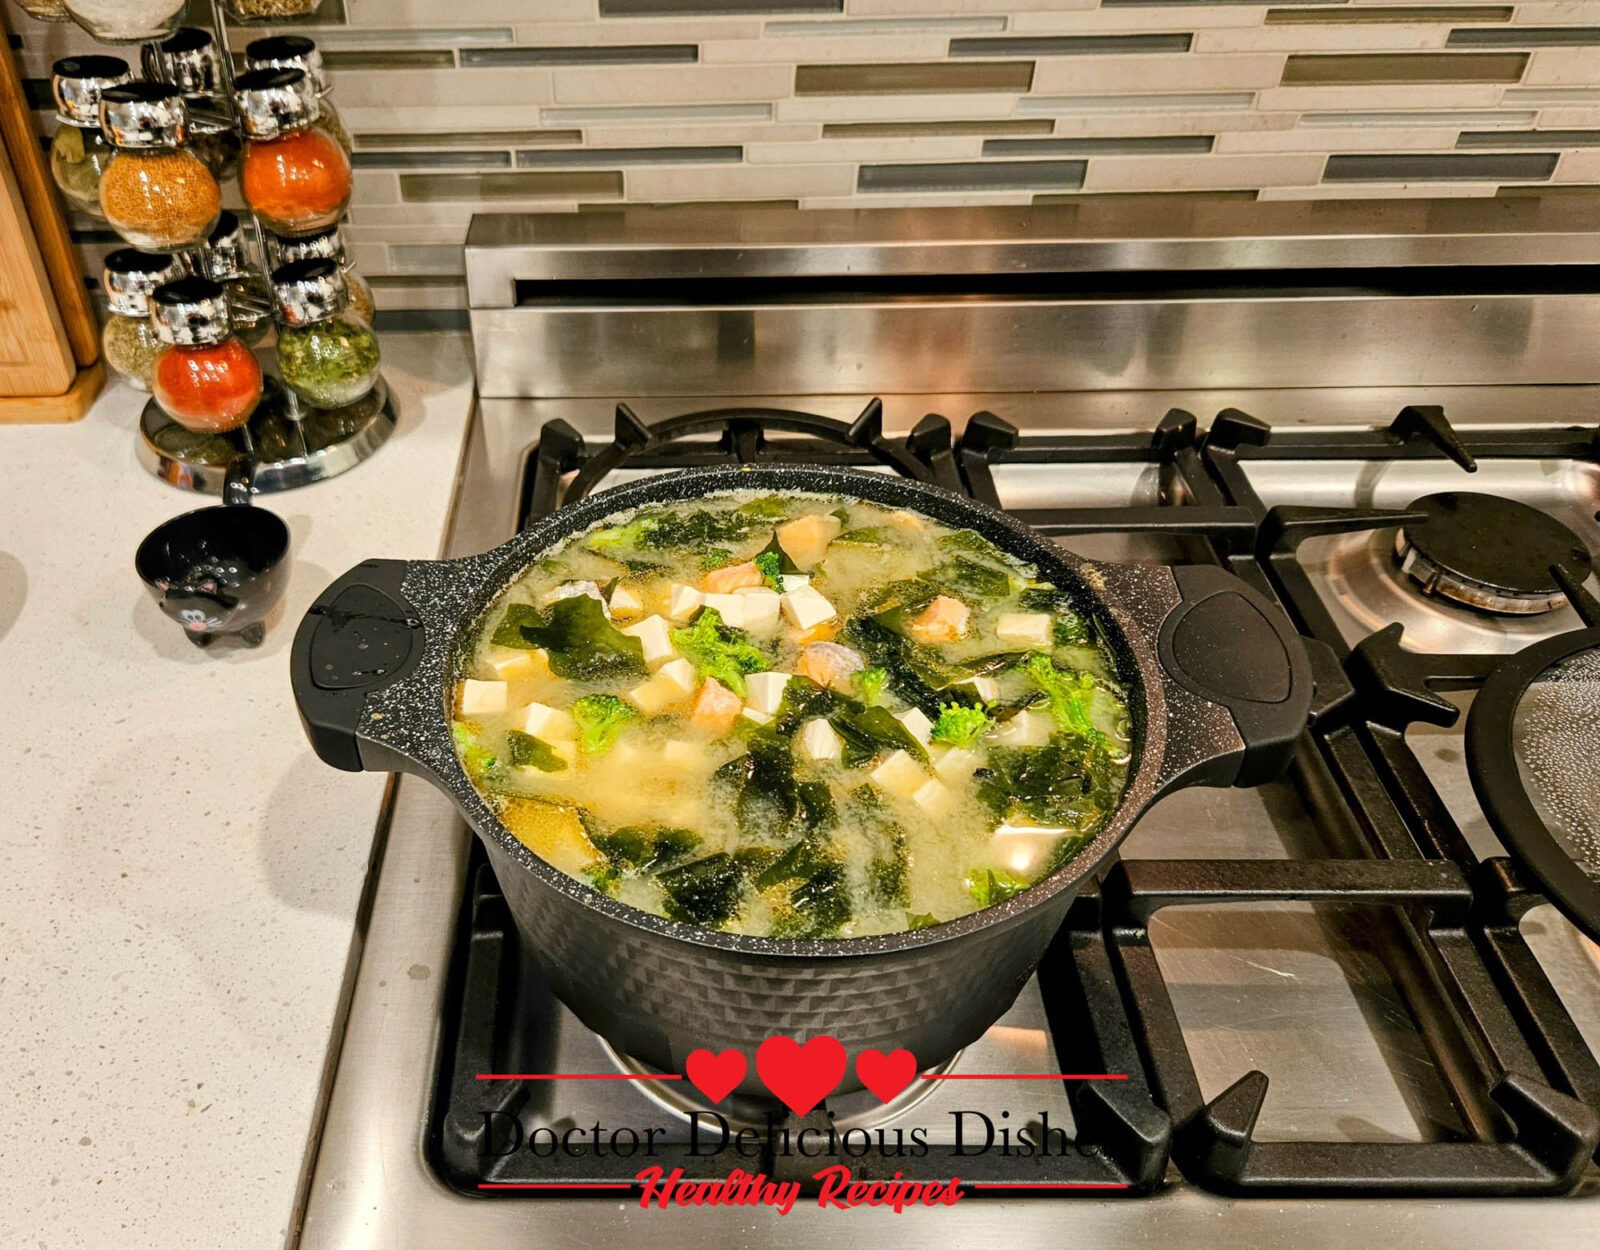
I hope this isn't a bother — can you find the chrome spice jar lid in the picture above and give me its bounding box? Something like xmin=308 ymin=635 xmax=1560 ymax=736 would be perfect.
xmin=245 ymin=35 xmax=328 ymax=95
xmin=233 ymin=67 xmax=317 ymax=140
xmin=271 ymin=258 xmax=346 ymax=327
xmin=152 ymin=277 xmax=233 ymax=345
xmin=100 ymin=82 xmax=190 ymax=149
xmin=144 ymin=27 xmax=225 ymax=99
xmin=52 ymin=55 xmax=132 ymax=127
xmin=267 ymin=223 xmax=348 ymax=268
xmin=103 ymin=249 xmax=182 ymax=317
xmin=205 ymin=210 xmax=249 ymax=280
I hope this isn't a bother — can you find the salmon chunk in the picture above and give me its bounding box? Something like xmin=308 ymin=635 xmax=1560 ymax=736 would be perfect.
xmin=795 ymin=642 xmax=865 ymax=691
xmin=702 ymin=561 xmax=763 ymax=593
xmin=688 ymin=677 xmax=743 ymax=737
xmin=906 ymin=595 xmax=970 ymax=644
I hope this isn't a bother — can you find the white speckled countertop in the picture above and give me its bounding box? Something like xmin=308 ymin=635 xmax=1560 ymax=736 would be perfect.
xmin=0 ymin=335 xmax=475 ymax=1248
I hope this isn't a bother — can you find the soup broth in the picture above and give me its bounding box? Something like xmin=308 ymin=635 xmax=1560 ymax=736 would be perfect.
xmin=451 ymin=491 xmax=1131 ymax=938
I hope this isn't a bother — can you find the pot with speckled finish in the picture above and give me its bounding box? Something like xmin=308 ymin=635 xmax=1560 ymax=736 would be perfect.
xmin=291 ymin=464 xmax=1311 ymax=1093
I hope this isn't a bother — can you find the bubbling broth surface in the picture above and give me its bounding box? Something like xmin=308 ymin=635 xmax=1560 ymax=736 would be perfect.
xmin=451 ymin=491 xmax=1131 ymax=938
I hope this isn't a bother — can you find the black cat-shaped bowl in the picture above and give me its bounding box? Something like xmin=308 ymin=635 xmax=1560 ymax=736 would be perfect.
xmin=135 ymin=459 xmax=290 ymax=648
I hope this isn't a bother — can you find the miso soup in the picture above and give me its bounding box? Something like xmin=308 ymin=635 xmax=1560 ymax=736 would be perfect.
xmin=450 ymin=492 xmax=1131 ymax=938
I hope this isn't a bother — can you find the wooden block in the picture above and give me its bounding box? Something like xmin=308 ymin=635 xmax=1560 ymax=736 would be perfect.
xmin=0 ymin=359 xmax=106 ymax=424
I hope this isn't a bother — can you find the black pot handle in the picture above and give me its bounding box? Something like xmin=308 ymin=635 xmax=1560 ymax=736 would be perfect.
xmin=1151 ymin=564 xmax=1313 ymax=790
xmin=291 ymin=558 xmax=428 ymax=772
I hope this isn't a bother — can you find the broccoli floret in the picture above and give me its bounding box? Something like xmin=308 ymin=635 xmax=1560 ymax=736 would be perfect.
xmin=451 ymin=721 xmax=498 ymax=778
xmin=931 ymin=702 xmax=994 ymax=748
xmin=670 ymin=607 xmax=767 ymax=697
xmin=753 ymin=549 xmax=784 ymax=591
xmin=570 ymin=694 xmax=641 ymax=755
xmin=854 ymin=667 xmax=888 ymax=705
xmin=1021 ymin=653 xmax=1114 ymax=746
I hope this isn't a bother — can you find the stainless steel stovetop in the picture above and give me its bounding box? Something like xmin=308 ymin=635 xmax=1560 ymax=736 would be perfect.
xmin=293 ymin=203 xmax=1600 ymax=1247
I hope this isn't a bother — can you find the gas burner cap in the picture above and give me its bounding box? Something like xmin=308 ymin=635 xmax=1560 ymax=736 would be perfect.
xmin=1394 ymin=492 xmax=1593 ymax=616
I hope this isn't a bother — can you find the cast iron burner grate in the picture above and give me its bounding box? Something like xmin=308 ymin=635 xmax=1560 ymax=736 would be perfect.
xmin=427 ymin=399 xmax=1600 ymax=1200
xmin=1394 ymin=491 xmax=1594 ymax=616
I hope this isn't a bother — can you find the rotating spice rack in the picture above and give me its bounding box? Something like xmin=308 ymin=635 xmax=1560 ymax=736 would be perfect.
xmin=20 ymin=0 xmax=396 ymax=494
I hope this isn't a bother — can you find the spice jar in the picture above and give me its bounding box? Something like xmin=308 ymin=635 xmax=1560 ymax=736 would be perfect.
xmin=101 ymin=249 xmax=182 ymax=391
xmin=245 ymin=36 xmax=352 ymax=156
xmin=98 ymin=83 xmax=221 ymax=252
xmin=150 ymin=277 xmax=264 ymax=434
xmin=203 ymin=212 xmax=274 ymax=346
xmin=49 ymin=56 xmax=130 ymax=219
xmin=235 ymin=68 xmax=351 ymax=237
xmin=224 ymin=0 xmax=320 ymax=18
xmin=268 ymin=225 xmax=375 ymax=324
xmin=141 ymin=30 xmax=240 ymax=179
xmin=272 ymin=259 xmax=380 ymax=410
xmin=63 ymin=0 xmax=186 ymax=43
xmin=12 ymin=0 xmax=72 ymax=22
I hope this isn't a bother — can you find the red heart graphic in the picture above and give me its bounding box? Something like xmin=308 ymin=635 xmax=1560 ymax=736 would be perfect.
xmin=756 ymin=1035 xmax=847 ymax=1117
xmin=684 ymin=1048 xmax=747 ymax=1104
xmin=855 ymin=1048 xmax=919 ymax=1104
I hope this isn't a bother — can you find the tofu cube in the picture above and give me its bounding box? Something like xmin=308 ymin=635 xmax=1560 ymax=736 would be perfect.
xmin=702 ymin=592 xmax=747 ymax=629
xmin=488 ymin=649 xmax=545 ymax=683
xmin=780 ymin=583 xmax=837 ymax=633
xmin=933 ymin=746 xmax=980 ymax=782
xmin=608 ymin=584 xmax=644 ymax=617
xmin=662 ymin=738 xmax=698 ymax=767
xmin=668 ymin=583 xmax=705 ymax=622
xmin=988 ymin=709 xmax=1051 ymax=747
xmin=992 ymin=820 xmax=1076 ymax=877
xmin=620 ymin=614 xmax=676 ymax=668
xmin=744 ymin=670 xmax=793 ymax=716
xmin=741 ymin=707 xmax=774 ymax=726
xmin=522 ymin=701 xmax=577 ymax=742
xmin=958 ymin=675 xmax=1000 ymax=704
xmin=779 ymin=574 xmax=811 ymax=594
xmin=995 ymin=613 xmax=1052 ymax=648
xmin=459 ymin=679 xmax=508 ymax=716
xmin=912 ymin=778 xmax=953 ymax=817
xmin=776 ymin=512 xmax=843 ymax=570
xmin=894 ymin=706 xmax=934 ymax=746
xmin=870 ymin=749 xmax=926 ymax=799
xmin=626 ymin=658 xmax=697 ymax=715
xmin=797 ymin=718 xmax=843 ymax=763
xmin=736 ymin=588 xmax=781 ymax=634
xmin=542 ymin=580 xmax=608 ymax=615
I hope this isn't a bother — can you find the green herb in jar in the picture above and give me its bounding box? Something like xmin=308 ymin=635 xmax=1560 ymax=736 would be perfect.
xmin=50 ymin=124 xmax=114 ymax=217
xmin=101 ymin=313 xmax=164 ymax=391
xmin=277 ymin=315 xmax=380 ymax=409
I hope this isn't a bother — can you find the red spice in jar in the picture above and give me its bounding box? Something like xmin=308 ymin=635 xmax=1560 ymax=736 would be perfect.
xmin=240 ymin=126 xmax=351 ymax=235
xmin=152 ymin=339 xmax=263 ymax=433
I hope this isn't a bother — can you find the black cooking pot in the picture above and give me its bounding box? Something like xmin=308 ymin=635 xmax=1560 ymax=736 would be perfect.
xmin=291 ymin=466 xmax=1312 ymax=1091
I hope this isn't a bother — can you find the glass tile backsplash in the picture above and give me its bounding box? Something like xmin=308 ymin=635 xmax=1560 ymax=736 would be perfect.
xmin=9 ymin=0 xmax=1599 ymax=312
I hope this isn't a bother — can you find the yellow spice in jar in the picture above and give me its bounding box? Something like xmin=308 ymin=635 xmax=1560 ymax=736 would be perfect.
xmin=100 ymin=149 xmax=221 ymax=252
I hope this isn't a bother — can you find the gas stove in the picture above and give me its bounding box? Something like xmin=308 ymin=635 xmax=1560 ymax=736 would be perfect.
xmin=293 ymin=204 xmax=1600 ymax=1247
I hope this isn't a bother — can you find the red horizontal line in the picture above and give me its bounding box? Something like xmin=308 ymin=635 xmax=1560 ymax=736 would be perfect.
xmin=921 ymin=1073 xmax=1129 ymax=1081
xmin=475 ymin=1073 xmax=683 ymax=1081
xmin=478 ymin=1182 xmax=635 ymax=1190
xmin=969 ymin=1182 xmax=1130 ymax=1190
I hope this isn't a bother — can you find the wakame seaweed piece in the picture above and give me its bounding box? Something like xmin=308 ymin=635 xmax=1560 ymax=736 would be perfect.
xmin=1018 ymin=583 xmax=1092 ymax=644
xmin=753 ymin=835 xmax=836 ymax=890
xmin=831 ymin=704 xmax=930 ymax=767
xmin=488 ymin=602 xmax=546 ymax=650
xmin=730 ymin=737 xmax=801 ymax=839
xmin=590 ymin=508 xmax=760 ymax=554
xmin=832 ymin=526 xmax=895 ymax=548
xmin=671 ymin=608 xmax=769 ymax=697
xmin=907 ymin=911 xmax=940 ymax=931
xmin=790 ymin=859 xmax=852 ymax=934
xmin=966 ymin=867 xmax=1031 ymax=909
xmin=868 ymin=834 xmax=910 ymax=906
xmin=700 ymin=548 xmax=736 ymax=571
xmin=756 ymin=529 xmax=801 ymax=575
xmin=760 ymin=675 xmax=853 ymax=737
xmin=842 ymin=617 xmax=957 ymax=716
xmin=657 ymin=853 xmax=746 ymax=926
xmin=593 ymin=825 xmax=703 ymax=874
xmin=733 ymin=846 xmax=785 ymax=878
xmin=495 ymin=595 xmax=647 ymax=681
xmin=505 ymin=729 xmax=568 ymax=772
xmin=977 ymin=734 xmax=1125 ymax=830
xmin=797 ymin=779 xmax=838 ymax=836
xmin=737 ymin=496 xmax=792 ymax=522
xmin=930 ymin=553 xmax=1013 ymax=603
